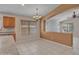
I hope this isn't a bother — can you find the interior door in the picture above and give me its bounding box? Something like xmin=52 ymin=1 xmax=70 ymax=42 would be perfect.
xmin=21 ymin=20 xmax=38 ymax=41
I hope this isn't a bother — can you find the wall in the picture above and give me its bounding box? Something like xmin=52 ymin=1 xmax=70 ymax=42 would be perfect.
xmin=40 ymin=19 xmax=73 ymax=46
xmin=60 ymin=18 xmax=79 ymax=54
xmin=45 ymin=20 xmax=59 ymax=32
xmin=0 ymin=13 xmax=33 ymax=41
xmin=45 ymin=8 xmax=79 ymax=32
xmin=40 ymin=8 xmax=79 ymax=47
xmin=15 ymin=16 xmax=33 ymax=42
xmin=15 ymin=16 xmax=40 ymax=42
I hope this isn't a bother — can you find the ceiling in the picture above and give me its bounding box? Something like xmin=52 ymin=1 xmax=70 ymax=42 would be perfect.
xmin=0 ymin=4 xmax=59 ymax=17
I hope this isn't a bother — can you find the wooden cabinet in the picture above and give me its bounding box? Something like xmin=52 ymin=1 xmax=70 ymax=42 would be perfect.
xmin=3 ymin=16 xmax=15 ymax=28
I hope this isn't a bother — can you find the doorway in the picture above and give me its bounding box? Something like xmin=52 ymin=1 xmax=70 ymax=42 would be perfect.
xmin=20 ymin=20 xmax=39 ymax=41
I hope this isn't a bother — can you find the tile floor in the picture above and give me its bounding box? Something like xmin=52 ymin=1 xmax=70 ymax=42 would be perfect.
xmin=0 ymin=35 xmax=75 ymax=55
xmin=0 ymin=35 xmax=19 ymax=55
xmin=16 ymin=36 xmax=74 ymax=55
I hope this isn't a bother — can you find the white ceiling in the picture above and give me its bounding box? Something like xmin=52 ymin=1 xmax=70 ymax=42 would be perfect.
xmin=0 ymin=4 xmax=59 ymax=17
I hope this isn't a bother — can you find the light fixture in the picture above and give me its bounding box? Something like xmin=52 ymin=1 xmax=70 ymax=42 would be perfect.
xmin=33 ymin=8 xmax=42 ymax=20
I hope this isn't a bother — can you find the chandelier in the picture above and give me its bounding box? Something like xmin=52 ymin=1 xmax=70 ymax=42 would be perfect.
xmin=33 ymin=8 xmax=42 ymax=20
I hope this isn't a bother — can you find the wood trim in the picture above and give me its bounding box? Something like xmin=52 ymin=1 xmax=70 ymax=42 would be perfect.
xmin=40 ymin=18 xmax=73 ymax=47
xmin=44 ymin=4 xmax=79 ymax=20
xmin=40 ymin=4 xmax=79 ymax=46
xmin=41 ymin=32 xmax=73 ymax=46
